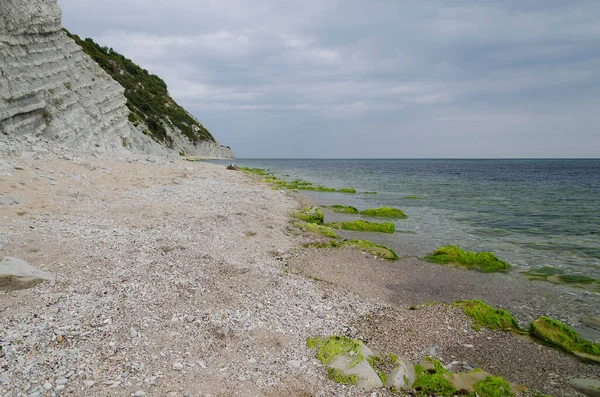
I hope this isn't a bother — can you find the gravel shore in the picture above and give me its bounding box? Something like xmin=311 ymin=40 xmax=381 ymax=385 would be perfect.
xmin=1 ymin=156 xmax=599 ymax=396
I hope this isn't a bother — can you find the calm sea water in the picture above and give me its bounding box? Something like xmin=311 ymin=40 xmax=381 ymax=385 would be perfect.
xmin=210 ymin=159 xmax=600 ymax=277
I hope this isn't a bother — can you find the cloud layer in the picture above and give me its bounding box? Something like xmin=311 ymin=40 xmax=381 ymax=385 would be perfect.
xmin=59 ymin=0 xmax=600 ymax=157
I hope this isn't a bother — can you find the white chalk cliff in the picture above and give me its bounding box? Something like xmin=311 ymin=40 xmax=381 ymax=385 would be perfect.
xmin=0 ymin=0 xmax=234 ymax=159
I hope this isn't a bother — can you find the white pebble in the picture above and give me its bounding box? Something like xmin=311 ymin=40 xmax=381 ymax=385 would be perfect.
xmin=43 ymin=383 xmax=53 ymax=390
xmin=134 ymin=391 xmax=146 ymax=396
xmin=172 ymin=362 xmax=184 ymax=371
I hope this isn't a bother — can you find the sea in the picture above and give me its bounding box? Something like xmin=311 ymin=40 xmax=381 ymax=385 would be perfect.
xmin=209 ymin=159 xmax=600 ymax=278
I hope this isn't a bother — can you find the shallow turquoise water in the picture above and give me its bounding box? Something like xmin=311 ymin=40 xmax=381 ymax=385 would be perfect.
xmin=210 ymin=159 xmax=600 ymax=277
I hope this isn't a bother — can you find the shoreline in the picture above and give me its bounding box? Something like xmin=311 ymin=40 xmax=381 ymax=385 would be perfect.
xmin=0 ymin=155 xmax=598 ymax=396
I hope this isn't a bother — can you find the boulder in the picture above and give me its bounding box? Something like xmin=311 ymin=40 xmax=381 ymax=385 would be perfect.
xmin=0 ymin=257 xmax=53 ymax=290
xmin=329 ymin=344 xmax=383 ymax=389
xmin=570 ymin=378 xmax=600 ymax=397
xmin=226 ymin=164 xmax=239 ymax=171
xmin=384 ymin=359 xmax=416 ymax=389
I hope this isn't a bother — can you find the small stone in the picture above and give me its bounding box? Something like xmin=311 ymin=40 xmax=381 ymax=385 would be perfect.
xmin=134 ymin=391 xmax=146 ymax=397
xmin=172 ymin=362 xmax=184 ymax=371
xmin=463 ymin=344 xmax=474 ymax=348
xmin=287 ymin=360 xmax=301 ymax=368
xmin=183 ymin=391 xmax=191 ymax=397
xmin=55 ymin=385 xmax=65 ymax=392
xmin=84 ymin=380 xmax=95 ymax=387
xmin=56 ymin=334 xmax=64 ymax=343
xmin=43 ymin=382 xmax=53 ymax=390
xmin=55 ymin=378 xmax=68 ymax=385
xmin=129 ymin=328 xmax=138 ymax=338
xmin=185 ymin=315 xmax=195 ymax=323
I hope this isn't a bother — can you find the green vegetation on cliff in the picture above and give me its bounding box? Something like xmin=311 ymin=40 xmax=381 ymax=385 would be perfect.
xmin=64 ymin=30 xmax=216 ymax=148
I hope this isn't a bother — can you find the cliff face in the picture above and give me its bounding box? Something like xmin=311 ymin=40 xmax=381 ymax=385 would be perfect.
xmin=0 ymin=0 xmax=234 ymax=159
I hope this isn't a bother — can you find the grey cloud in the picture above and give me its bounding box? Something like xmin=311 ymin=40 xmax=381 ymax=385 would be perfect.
xmin=58 ymin=0 xmax=600 ymax=157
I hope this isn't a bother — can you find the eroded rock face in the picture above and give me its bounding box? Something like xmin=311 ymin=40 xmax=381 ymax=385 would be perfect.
xmin=0 ymin=257 xmax=53 ymax=290
xmin=0 ymin=0 xmax=233 ymax=159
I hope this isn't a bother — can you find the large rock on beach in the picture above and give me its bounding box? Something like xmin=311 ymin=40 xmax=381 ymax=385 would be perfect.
xmin=570 ymin=378 xmax=600 ymax=397
xmin=384 ymin=359 xmax=416 ymax=389
xmin=0 ymin=257 xmax=53 ymax=290
xmin=329 ymin=344 xmax=383 ymax=389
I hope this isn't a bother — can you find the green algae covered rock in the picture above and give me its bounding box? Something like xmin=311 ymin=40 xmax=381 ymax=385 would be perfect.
xmin=327 ymin=205 xmax=359 ymax=214
xmin=474 ymin=376 xmax=514 ymax=397
xmin=530 ymin=316 xmax=600 ymax=363
xmin=454 ymin=300 xmax=522 ymax=333
xmin=296 ymin=222 xmax=339 ymax=239
xmin=360 ymin=206 xmax=407 ymax=218
xmin=307 ymin=239 xmax=398 ymax=260
xmin=424 ymin=245 xmax=510 ymax=273
xmin=413 ymin=358 xmax=456 ymax=396
xmin=292 ymin=206 xmax=324 ymax=225
xmin=326 ymin=220 xmax=395 ymax=234
xmin=337 ymin=188 xmax=356 ymax=193
xmin=307 ymin=336 xmax=383 ymax=388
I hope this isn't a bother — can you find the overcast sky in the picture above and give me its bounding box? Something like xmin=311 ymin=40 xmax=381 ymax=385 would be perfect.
xmin=59 ymin=0 xmax=600 ymax=158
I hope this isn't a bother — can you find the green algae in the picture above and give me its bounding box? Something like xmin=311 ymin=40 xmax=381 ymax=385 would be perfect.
xmin=306 ymin=336 xmax=364 ymax=368
xmin=296 ymin=222 xmax=339 ymax=239
xmin=474 ymin=376 xmax=514 ymax=397
xmin=292 ymin=207 xmax=324 ymax=225
xmin=337 ymin=188 xmax=356 ymax=194
xmin=454 ymin=300 xmax=522 ymax=332
xmin=306 ymin=239 xmax=399 ymax=260
xmin=360 ymin=206 xmax=407 ymax=219
xmin=424 ymin=245 xmax=510 ymax=273
xmin=413 ymin=360 xmax=456 ymax=396
xmin=529 ymin=316 xmax=600 ymax=363
xmin=404 ymin=195 xmax=420 ymax=199
xmin=364 ymin=191 xmax=377 ymax=194
xmin=367 ymin=353 xmax=398 ymax=383
xmin=326 ymin=367 xmax=358 ymax=385
xmin=326 ymin=220 xmax=395 ymax=234
xmin=327 ymin=205 xmax=359 ymax=214
xmin=239 ymin=167 xmax=269 ymax=176
xmin=520 ymin=267 xmax=599 ymax=291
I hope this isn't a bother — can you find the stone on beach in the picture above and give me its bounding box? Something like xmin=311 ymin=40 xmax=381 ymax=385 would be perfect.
xmin=328 ymin=344 xmax=383 ymax=389
xmin=570 ymin=378 xmax=600 ymax=397
xmin=0 ymin=257 xmax=54 ymax=291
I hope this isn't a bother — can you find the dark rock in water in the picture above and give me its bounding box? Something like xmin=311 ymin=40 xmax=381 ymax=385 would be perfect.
xmin=226 ymin=164 xmax=239 ymax=171
xmin=570 ymin=378 xmax=600 ymax=397
xmin=0 ymin=257 xmax=54 ymax=291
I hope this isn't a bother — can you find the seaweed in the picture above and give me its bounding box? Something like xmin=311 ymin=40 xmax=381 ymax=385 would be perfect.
xmin=412 ymin=361 xmax=456 ymax=396
xmin=306 ymin=336 xmax=364 ymax=368
xmin=337 ymin=188 xmax=356 ymax=194
xmin=454 ymin=300 xmax=522 ymax=332
xmin=360 ymin=207 xmax=407 ymax=219
xmin=327 ymin=205 xmax=359 ymax=214
xmin=529 ymin=316 xmax=600 ymax=363
xmin=306 ymin=239 xmax=398 ymax=260
xmin=296 ymin=222 xmax=339 ymax=238
xmin=424 ymin=245 xmax=510 ymax=273
xmin=473 ymin=376 xmax=514 ymax=397
xmin=326 ymin=220 xmax=395 ymax=234
xmin=292 ymin=207 xmax=324 ymax=225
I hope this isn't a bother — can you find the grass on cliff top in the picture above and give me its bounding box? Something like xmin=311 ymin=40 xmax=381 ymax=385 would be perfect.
xmin=296 ymin=222 xmax=339 ymax=239
xmin=454 ymin=300 xmax=522 ymax=333
xmin=292 ymin=207 xmax=324 ymax=225
xmin=64 ymin=30 xmax=218 ymax=148
xmin=326 ymin=205 xmax=359 ymax=214
xmin=307 ymin=239 xmax=398 ymax=260
xmin=424 ymin=245 xmax=510 ymax=273
xmin=326 ymin=220 xmax=395 ymax=234
xmin=530 ymin=316 xmax=600 ymax=363
xmin=360 ymin=207 xmax=407 ymax=219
